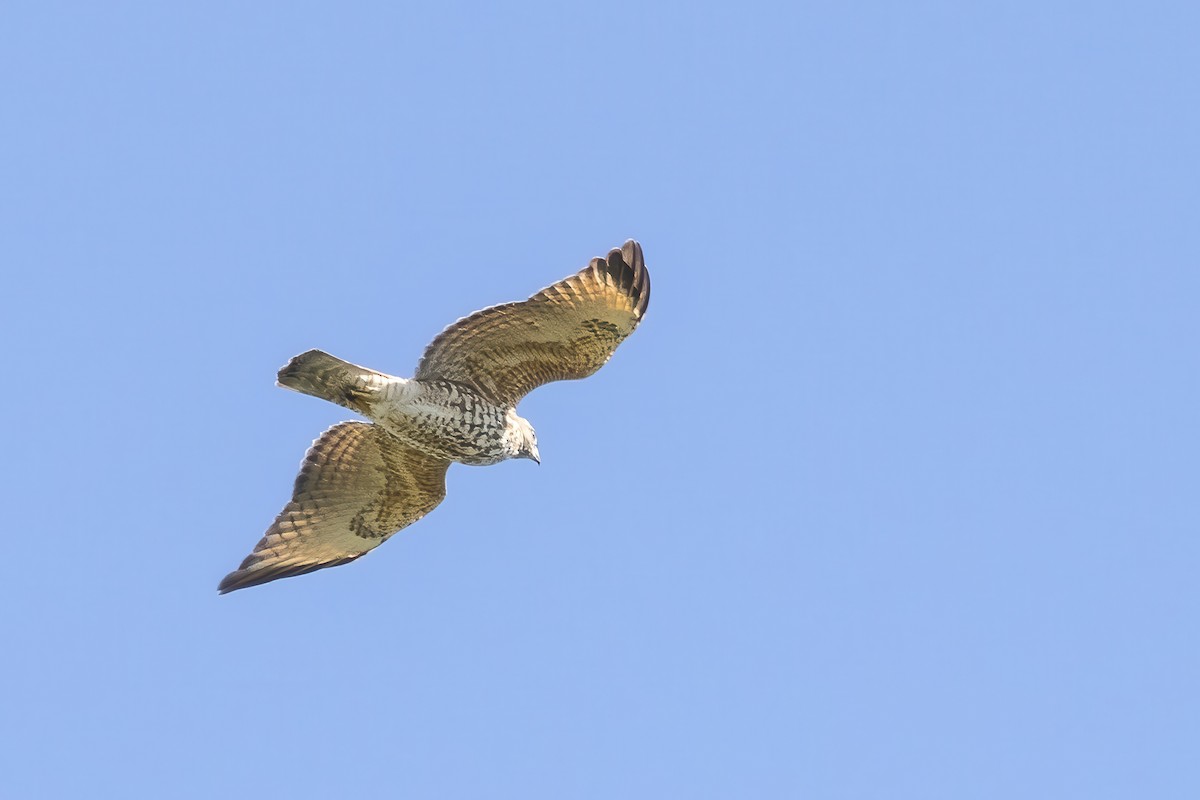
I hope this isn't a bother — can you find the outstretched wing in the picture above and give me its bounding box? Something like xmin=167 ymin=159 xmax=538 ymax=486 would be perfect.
xmin=414 ymin=239 xmax=650 ymax=406
xmin=219 ymin=422 xmax=449 ymax=593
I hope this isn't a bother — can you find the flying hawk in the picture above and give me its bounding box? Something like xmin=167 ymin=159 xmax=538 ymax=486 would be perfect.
xmin=219 ymin=240 xmax=650 ymax=593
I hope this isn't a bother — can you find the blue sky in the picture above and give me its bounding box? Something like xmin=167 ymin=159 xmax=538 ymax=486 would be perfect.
xmin=3 ymin=1 xmax=1197 ymax=797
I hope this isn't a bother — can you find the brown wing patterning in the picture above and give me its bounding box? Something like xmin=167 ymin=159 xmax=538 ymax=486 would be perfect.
xmin=218 ymin=422 xmax=450 ymax=593
xmin=414 ymin=239 xmax=650 ymax=406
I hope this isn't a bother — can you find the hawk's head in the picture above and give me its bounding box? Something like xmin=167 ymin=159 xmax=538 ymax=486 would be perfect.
xmin=507 ymin=413 xmax=540 ymax=465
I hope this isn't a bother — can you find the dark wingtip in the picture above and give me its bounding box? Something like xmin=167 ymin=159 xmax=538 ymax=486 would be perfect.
xmin=621 ymin=239 xmax=643 ymax=270
xmin=217 ymin=555 xmax=362 ymax=594
xmin=217 ymin=566 xmax=275 ymax=594
xmin=607 ymin=239 xmax=649 ymax=319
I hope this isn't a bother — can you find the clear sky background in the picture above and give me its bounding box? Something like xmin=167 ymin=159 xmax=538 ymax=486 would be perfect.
xmin=3 ymin=2 xmax=1197 ymax=797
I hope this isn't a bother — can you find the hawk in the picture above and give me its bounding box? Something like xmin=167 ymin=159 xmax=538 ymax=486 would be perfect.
xmin=219 ymin=240 xmax=650 ymax=593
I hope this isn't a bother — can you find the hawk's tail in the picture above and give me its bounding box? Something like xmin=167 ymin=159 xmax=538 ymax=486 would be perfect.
xmin=277 ymin=349 xmax=396 ymax=414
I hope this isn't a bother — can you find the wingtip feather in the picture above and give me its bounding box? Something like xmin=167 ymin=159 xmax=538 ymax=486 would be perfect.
xmin=217 ymin=555 xmax=363 ymax=594
xmin=607 ymin=239 xmax=649 ymax=319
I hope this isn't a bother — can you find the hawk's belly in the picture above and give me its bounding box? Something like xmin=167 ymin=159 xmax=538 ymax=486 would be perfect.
xmin=373 ymin=380 xmax=512 ymax=465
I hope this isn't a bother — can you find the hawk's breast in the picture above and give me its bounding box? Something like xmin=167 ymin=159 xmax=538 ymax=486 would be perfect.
xmin=374 ymin=379 xmax=513 ymax=465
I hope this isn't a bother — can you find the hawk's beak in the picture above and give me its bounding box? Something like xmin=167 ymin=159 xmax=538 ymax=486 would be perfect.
xmin=531 ymin=448 xmax=541 ymax=465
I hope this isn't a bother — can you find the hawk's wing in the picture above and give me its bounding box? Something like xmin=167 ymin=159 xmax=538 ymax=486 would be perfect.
xmin=414 ymin=240 xmax=650 ymax=406
xmin=219 ymin=422 xmax=449 ymax=593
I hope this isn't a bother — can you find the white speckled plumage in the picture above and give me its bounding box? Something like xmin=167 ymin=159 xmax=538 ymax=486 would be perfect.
xmin=219 ymin=240 xmax=649 ymax=593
